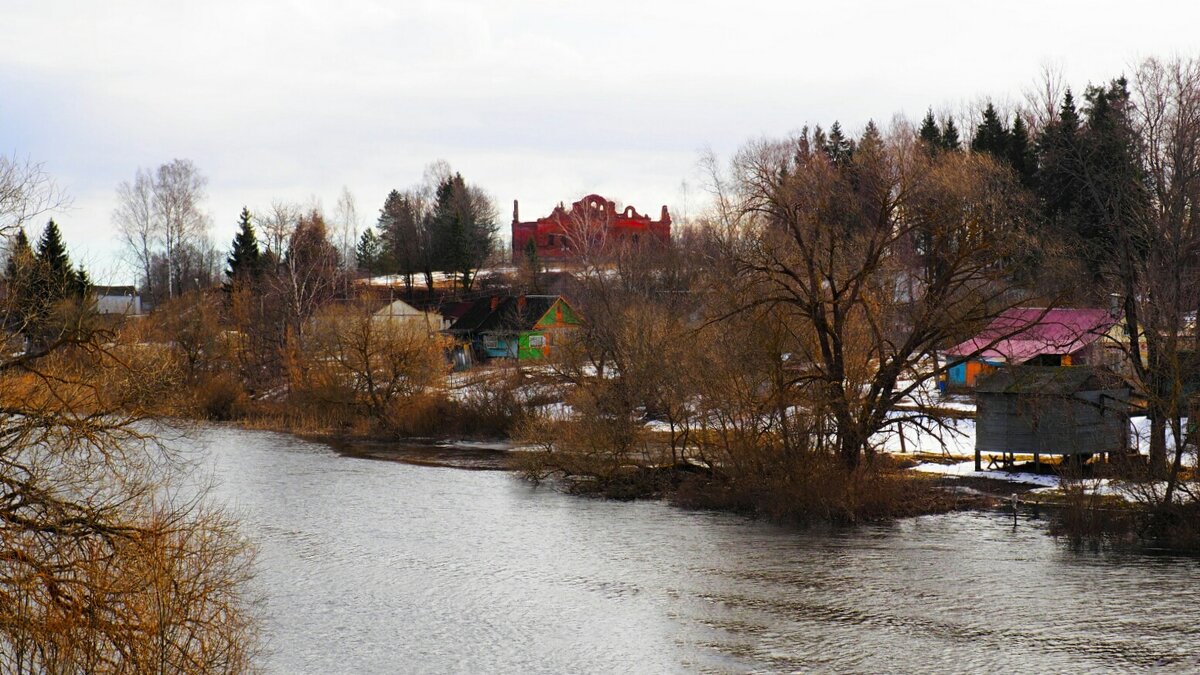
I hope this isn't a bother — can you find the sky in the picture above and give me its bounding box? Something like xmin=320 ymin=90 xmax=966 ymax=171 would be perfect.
xmin=2 ymin=0 xmax=1200 ymax=285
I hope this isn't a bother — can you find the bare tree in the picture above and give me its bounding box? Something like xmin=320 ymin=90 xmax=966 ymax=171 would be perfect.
xmin=716 ymin=121 xmax=1044 ymax=469
xmin=1122 ymin=56 xmax=1200 ymax=498
xmin=1025 ymin=61 xmax=1069 ymax=134
xmin=112 ymin=159 xmax=210 ymax=303
xmin=113 ymin=168 xmax=157 ymax=300
xmin=260 ymin=200 xmax=300 ymax=260
xmin=300 ymin=300 xmax=450 ymax=431
xmin=0 ymin=161 xmax=259 ymax=670
xmin=333 ymin=186 xmax=360 ymax=271
xmin=277 ymin=208 xmax=341 ymax=346
xmin=0 ymin=154 xmax=68 ymax=235
xmin=154 ymin=159 xmax=209 ymax=300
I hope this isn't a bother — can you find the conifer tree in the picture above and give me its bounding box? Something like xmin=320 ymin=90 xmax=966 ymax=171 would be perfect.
xmin=428 ymin=172 xmax=497 ymax=291
xmin=1036 ymin=89 xmax=1087 ymax=267
xmin=917 ymin=109 xmax=941 ymax=152
xmin=940 ymin=118 xmax=962 ymax=151
xmin=356 ymin=227 xmax=383 ymax=275
xmin=1079 ymin=79 xmax=1146 ymax=274
xmin=36 ymin=220 xmax=70 ymax=278
xmin=859 ymin=119 xmax=884 ymax=151
xmin=1007 ymin=115 xmax=1037 ymax=187
xmin=35 ymin=219 xmax=79 ymax=300
xmin=824 ymin=121 xmax=855 ymax=166
xmin=971 ymin=103 xmax=1010 ymax=158
xmin=811 ymin=125 xmax=828 ymax=154
xmin=2 ymin=228 xmax=38 ymax=330
xmin=4 ymin=228 xmax=31 ymax=281
xmin=72 ymin=266 xmax=90 ymax=297
xmin=225 ymin=207 xmax=262 ymax=283
xmin=522 ymin=237 xmax=542 ymax=292
xmin=376 ymin=189 xmax=424 ymax=293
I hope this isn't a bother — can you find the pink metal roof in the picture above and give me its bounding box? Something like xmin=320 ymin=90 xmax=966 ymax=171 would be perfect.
xmin=946 ymin=307 xmax=1116 ymax=364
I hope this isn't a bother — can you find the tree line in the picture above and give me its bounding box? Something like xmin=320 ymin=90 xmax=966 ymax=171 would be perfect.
xmin=354 ymin=163 xmax=498 ymax=293
xmin=519 ymin=56 xmax=1200 ymax=536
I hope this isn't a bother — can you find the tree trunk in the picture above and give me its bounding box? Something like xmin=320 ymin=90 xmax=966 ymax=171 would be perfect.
xmin=1149 ymin=407 xmax=1168 ymax=478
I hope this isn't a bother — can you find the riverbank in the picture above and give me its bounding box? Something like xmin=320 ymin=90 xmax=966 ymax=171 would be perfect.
xmin=204 ymin=390 xmax=1190 ymax=546
xmin=296 ymin=429 xmax=1064 ymax=524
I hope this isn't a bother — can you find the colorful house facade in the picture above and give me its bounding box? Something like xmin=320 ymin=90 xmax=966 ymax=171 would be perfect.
xmin=448 ymin=295 xmax=582 ymax=361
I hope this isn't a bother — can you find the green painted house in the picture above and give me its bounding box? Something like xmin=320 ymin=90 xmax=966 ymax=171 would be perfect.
xmin=448 ymin=295 xmax=582 ymax=361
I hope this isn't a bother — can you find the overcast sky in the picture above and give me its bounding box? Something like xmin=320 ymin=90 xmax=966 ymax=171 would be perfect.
xmin=3 ymin=0 xmax=1199 ymax=284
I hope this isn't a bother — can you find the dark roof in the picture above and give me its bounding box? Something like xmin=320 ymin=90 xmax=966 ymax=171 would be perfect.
xmin=975 ymin=366 xmax=1127 ymax=395
xmin=441 ymin=300 xmax=477 ymax=322
xmin=448 ymin=295 xmax=560 ymax=333
xmin=91 ymin=285 xmax=138 ymax=296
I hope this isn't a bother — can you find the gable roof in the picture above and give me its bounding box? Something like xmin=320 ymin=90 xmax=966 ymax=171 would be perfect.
xmin=374 ymin=299 xmax=425 ymax=317
xmin=946 ymin=307 xmax=1117 ymax=364
xmin=448 ymin=295 xmax=570 ymax=334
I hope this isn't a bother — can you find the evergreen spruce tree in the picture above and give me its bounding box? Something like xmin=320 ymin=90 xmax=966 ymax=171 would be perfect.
xmin=918 ymin=109 xmax=941 ymax=152
xmin=225 ymin=207 xmax=262 ymax=284
xmin=71 ymin=266 xmax=90 ymax=298
xmin=971 ymin=103 xmax=1011 ymax=157
xmin=376 ymin=190 xmax=424 ymax=293
xmin=429 ymin=172 xmax=497 ymax=291
xmin=4 ymin=228 xmax=31 ymax=280
xmin=859 ymin=120 xmax=884 ymax=152
xmin=824 ymin=121 xmax=855 ymax=166
xmin=1007 ymin=115 xmax=1038 ymax=187
xmin=376 ymin=189 xmax=402 ymax=273
xmin=940 ymin=118 xmax=962 ymax=152
xmin=811 ymin=125 xmax=828 ymax=155
xmin=35 ymin=219 xmax=77 ymax=300
xmin=1036 ymin=89 xmax=1087 ymax=264
xmin=2 ymin=229 xmax=37 ymax=330
xmin=356 ymin=227 xmax=383 ymax=275
xmin=1079 ymin=78 xmax=1146 ymax=275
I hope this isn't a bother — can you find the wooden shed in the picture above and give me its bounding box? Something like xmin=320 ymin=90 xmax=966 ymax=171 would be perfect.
xmin=974 ymin=366 xmax=1130 ymax=471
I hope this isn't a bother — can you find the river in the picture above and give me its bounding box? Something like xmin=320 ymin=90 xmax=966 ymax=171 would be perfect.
xmin=195 ymin=426 xmax=1200 ymax=673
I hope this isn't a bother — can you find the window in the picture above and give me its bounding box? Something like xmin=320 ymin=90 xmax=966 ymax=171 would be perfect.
xmin=528 ymin=334 xmax=546 ymax=348
xmin=483 ymin=335 xmax=499 ymax=349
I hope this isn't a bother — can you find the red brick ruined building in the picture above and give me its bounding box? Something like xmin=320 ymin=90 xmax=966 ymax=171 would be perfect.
xmin=511 ymin=194 xmax=671 ymax=261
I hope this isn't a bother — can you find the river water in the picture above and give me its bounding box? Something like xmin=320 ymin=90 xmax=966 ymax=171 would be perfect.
xmin=195 ymin=426 xmax=1200 ymax=674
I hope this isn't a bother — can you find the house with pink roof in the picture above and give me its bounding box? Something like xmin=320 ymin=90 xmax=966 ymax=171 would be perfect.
xmin=944 ymin=307 xmax=1118 ymax=388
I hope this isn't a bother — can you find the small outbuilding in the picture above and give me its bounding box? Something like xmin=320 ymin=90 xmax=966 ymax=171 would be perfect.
xmin=974 ymin=366 xmax=1131 ymax=471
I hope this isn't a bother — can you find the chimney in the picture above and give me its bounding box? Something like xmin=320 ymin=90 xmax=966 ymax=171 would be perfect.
xmin=490 ymin=296 xmax=500 ymax=311
xmin=512 ymin=199 xmax=519 ymax=224
xmin=517 ymin=295 xmax=526 ymax=313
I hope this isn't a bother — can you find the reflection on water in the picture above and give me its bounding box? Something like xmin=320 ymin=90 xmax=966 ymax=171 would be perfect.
xmin=196 ymin=427 xmax=1200 ymax=674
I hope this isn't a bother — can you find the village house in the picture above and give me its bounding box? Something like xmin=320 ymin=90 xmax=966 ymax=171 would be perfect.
xmin=447 ymin=294 xmax=581 ymax=361
xmin=91 ymin=285 xmax=143 ymax=316
xmin=372 ymin=298 xmax=448 ymax=333
xmin=944 ymin=307 xmax=1117 ymax=389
